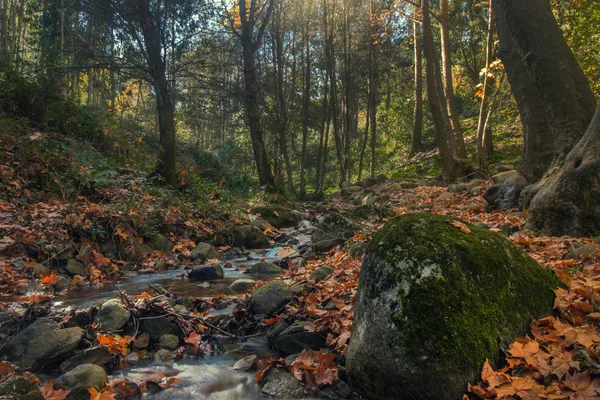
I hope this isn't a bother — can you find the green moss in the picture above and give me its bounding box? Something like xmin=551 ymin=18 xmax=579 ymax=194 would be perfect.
xmin=368 ymin=213 xmax=562 ymax=390
xmin=252 ymin=205 xmax=298 ymax=228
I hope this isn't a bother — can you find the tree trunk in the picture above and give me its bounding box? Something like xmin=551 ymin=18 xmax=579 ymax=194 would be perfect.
xmin=422 ymin=0 xmax=462 ymax=182
xmin=476 ymin=2 xmax=494 ymax=171
xmin=411 ymin=4 xmax=424 ymax=154
xmin=493 ymin=5 xmax=554 ymax=183
xmin=1 ymin=0 xmax=7 ymax=63
xmin=525 ymin=105 xmax=600 ymax=236
xmin=493 ymin=0 xmax=596 ymax=167
xmin=299 ymin=22 xmax=311 ymax=199
xmin=440 ymin=0 xmax=468 ymax=160
xmin=239 ymin=0 xmax=277 ymax=192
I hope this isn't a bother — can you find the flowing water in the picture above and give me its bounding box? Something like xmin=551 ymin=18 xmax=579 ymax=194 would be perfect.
xmin=55 ymin=226 xmax=314 ymax=399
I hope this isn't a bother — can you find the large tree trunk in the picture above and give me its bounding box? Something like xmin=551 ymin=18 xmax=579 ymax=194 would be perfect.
xmin=526 ymin=105 xmax=600 ymax=236
xmin=493 ymin=0 xmax=596 ymax=167
xmin=411 ymin=3 xmax=424 ymax=154
xmin=494 ymin=5 xmax=554 ymax=183
xmin=298 ymin=22 xmax=310 ymax=199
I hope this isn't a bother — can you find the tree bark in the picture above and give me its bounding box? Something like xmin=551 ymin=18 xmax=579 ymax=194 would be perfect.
xmin=475 ymin=1 xmax=494 ymax=171
xmin=411 ymin=3 xmax=424 ymax=154
xmin=239 ymin=0 xmax=277 ymax=192
xmin=440 ymin=0 xmax=468 ymax=160
xmin=422 ymin=0 xmax=462 ymax=182
xmin=525 ymin=105 xmax=600 ymax=236
xmin=299 ymin=20 xmax=311 ymax=199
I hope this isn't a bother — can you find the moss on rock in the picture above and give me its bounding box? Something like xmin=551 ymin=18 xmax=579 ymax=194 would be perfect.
xmin=346 ymin=213 xmax=562 ymax=400
xmin=252 ymin=206 xmax=301 ymax=229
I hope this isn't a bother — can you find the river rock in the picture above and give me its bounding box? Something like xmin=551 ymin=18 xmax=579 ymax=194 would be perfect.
xmin=133 ymin=333 xmax=150 ymax=349
xmin=60 ymin=346 xmax=111 ymax=372
xmin=249 ymin=281 xmax=294 ymax=316
xmin=311 ymin=213 xmax=357 ymax=253
xmin=251 ymin=206 xmax=302 ymax=229
xmin=230 ymin=279 xmax=256 ymax=293
xmin=190 ymin=242 xmax=221 ymax=261
xmin=65 ymin=259 xmax=86 ymax=276
xmin=154 ymin=349 xmax=174 ymax=363
xmin=348 ymin=205 xmax=395 ymax=220
xmin=147 ymin=234 xmax=173 ymax=252
xmin=311 ymin=266 xmax=334 ymax=282
xmin=1 ymin=319 xmax=83 ymax=370
xmin=0 ymin=376 xmax=37 ymax=396
xmin=345 ymin=213 xmax=562 ymax=400
xmin=250 ymin=216 xmax=275 ymax=232
xmin=247 ymin=262 xmax=282 ymax=275
xmin=58 ymin=363 xmax=107 ymax=389
xmin=261 ymin=368 xmax=306 ymax=398
xmin=232 ymin=225 xmax=271 ymax=249
xmin=140 ymin=314 xmax=179 ymax=342
xmin=273 ymin=321 xmax=327 ymax=354
xmin=159 ymin=334 xmax=180 ymax=350
xmin=188 ymin=263 xmax=224 ymax=280
xmin=97 ymin=298 xmax=131 ymax=331
xmin=321 ymin=379 xmax=353 ymax=399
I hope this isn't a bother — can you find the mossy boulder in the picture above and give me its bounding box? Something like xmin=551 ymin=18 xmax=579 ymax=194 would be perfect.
xmin=346 ymin=213 xmax=561 ymax=400
xmin=247 ymin=261 xmax=282 ymax=275
xmin=249 ymin=281 xmax=294 ymax=315
xmin=231 ymin=225 xmax=271 ymax=249
xmin=252 ymin=206 xmax=302 ymax=229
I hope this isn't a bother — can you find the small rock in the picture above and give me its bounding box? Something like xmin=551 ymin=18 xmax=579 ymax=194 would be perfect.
xmin=159 ymin=334 xmax=180 ymax=350
xmin=155 ymin=259 xmax=168 ymax=271
xmin=274 ymin=321 xmax=327 ymax=354
xmin=147 ymin=234 xmax=173 ymax=252
xmin=348 ymin=242 xmax=369 ymax=258
xmin=492 ymin=170 xmax=517 ymax=185
xmin=321 ymin=379 xmax=352 ymax=399
xmin=140 ymin=314 xmax=179 ymax=342
xmin=124 ymin=352 xmax=143 ymax=366
xmin=357 ymin=177 xmax=378 ymax=188
xmin=58 ymin=363 xmax=107 ymax=389
xmin=232 ymin=225 xmax=271 ymax=249
xmin=188 ymin=264 xmax=224 ymax=280
xmin=133 ymin=333 xmax=150 ymax=349
xmin=154 ymin=349 xmax=174 ymax=363
xmin=247 ymin=262 xmax=282 ymax=275
xmin=250 ymin=216 xmax=275 ymax=232
xmin=375 ymin=174 xmax=388 ymax=184
xmin=261 ymin=368 xmax=306 ymax=398
xmin=230 ymin=279 xmax=256 ymax=293
xmin=362 ymin=196 xmax=378 ymax=206
xmin=249 ymin=281 xmax=294 ymax=315
xmin=30 ymin=263 xmax=49 ymax=277
xmin=447 ymin=183 xmax=467 ymax=193
xmin=0 ymin=376 xmax=37 ymax=396
xmin=341 ymin=186 xmax=362 ymax=197
xmin=311 ymin=266 xmax=334 ymax=282
xmin=468 ymin=179 xmax=486 ymax=189
xmin=60 ymin=346 xmax=111 ymax=372
xmin=173 ymin=304 xmax=189 ymax=316
xmin=399 ymin=181 xmax=418 ymax=189
xmin=65 ymin=259 xmax=86 ymax=276
xmin=438 ymin=192 xmax=454 ymax=201
xmin=97 ymin=299 xmax=131 ymax=331
xmin=190 ymin=243 xmax=221 ymax=261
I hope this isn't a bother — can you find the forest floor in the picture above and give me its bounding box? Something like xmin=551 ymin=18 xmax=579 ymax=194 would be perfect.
xmin=1 ymin=126 xmax=600 ymax=399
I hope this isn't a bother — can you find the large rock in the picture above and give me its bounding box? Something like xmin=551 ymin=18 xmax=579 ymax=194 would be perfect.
xmin=341 ymin=186 xmax=362 ymax=197
xmin=188 ymin=264 xmax=224 ymax=280
xmin=273 ymin=321 xmax=327 ymax=354
xmin=249 ymin=281 xmax=294 ymax=315
xmin=484 ymin=173 xmax=527 ymax=211
xmin=249 ymin=216 xmax=275 ymax=232
xmin=190 ymin=242 xmax=221 ymax=261
xmin=58 ymin=363 xmax=107 ymax=389
xmin=346 ymin=213 xmax=562 ymax=400
xmin=2 ymin=319 xmax=83 ymax=370
xmin=247 ymin=262 xmax=282 ymax=275
xmin=492 ymin=170 xmax=517 ymax=185
xmin=311 ymin=213 xmax=357 ymax=253
xmin=97 ymin=299 xmax=131 ymax=331
xmin=232 ymin=225 xmax=270 ymax=249
xmin=348 ymin=205 xmax=395 ymax=220
xmin=251 ymin=206 xmax=302 ymax=229
xmin=357 ymin=177 xmax=378 ymax=188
